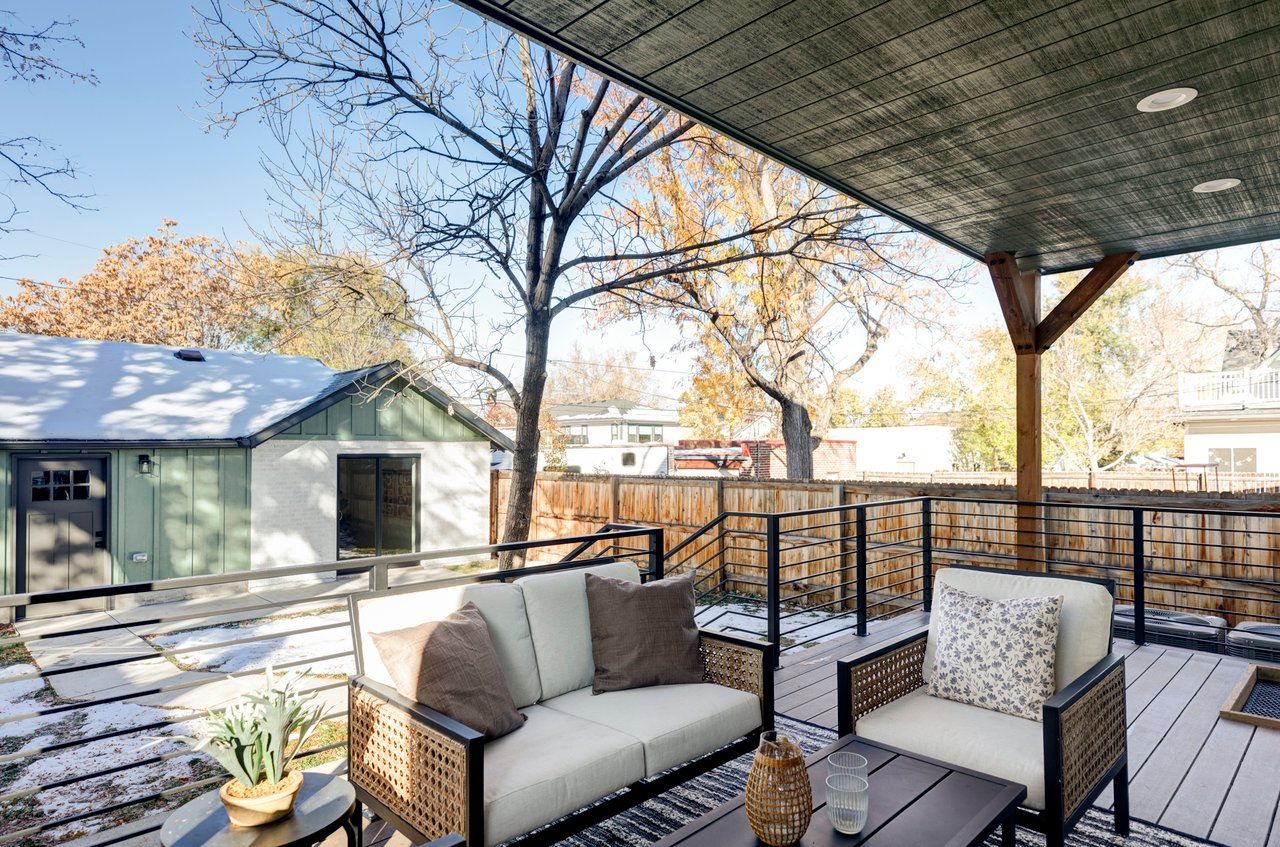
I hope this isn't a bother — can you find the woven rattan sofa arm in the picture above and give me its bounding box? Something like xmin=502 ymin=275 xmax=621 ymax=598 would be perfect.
xmin=1044 ymin=653 xmax=1127 ymax=825
xmin=349 ymin=677 xmax=483 ymax=846
xmin=699 ymin=630 xmax=776 ymax=728
xmin=835 ymin=626 xmax=929 ymax=736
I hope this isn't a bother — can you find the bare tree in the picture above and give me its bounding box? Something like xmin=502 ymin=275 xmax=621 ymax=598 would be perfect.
xmin=1169 ymin=243 xmax=1280 ymax=368
xmin=0 ymin=10 xmax=96 ymax=240
xmin=195 ymin=1 xmax=851 ymax=556
xmin=603 ymin=143 xmax=961 ymax=478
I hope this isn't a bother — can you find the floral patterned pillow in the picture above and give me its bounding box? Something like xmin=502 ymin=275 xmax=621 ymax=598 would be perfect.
xmin=927 ymin=583 xmax=1063 ymax=721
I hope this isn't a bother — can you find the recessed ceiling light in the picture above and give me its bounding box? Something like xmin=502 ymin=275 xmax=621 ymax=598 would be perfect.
xmin=1193 ymin=178 xmax=1242 ymax=193
xmin=1137 ymin=87 xmax=1198 ymax=112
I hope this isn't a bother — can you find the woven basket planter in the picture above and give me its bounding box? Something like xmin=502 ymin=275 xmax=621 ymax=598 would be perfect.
xmin=745 ymin=731 xmax=811 ymax=846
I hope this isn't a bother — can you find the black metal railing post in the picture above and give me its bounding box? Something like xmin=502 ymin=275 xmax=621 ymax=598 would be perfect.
xmin=766 ymin=513 xmax=781 ymax=653
xmin=855 ymin=505 xmax=868 ymax=637
xmin=1132 ymin=507 xmax=1146 ymax=646
xmin=649 ymin=527 xmax=665 ymax=581
xmin=922 ymin=497 xmax=934 ymax=613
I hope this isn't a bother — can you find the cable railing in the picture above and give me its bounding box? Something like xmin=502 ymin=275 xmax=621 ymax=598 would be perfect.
xmin=0 ymin=525 xmax=662 ymax=847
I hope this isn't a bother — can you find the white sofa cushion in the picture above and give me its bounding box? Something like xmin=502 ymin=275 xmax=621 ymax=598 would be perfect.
xmin=857 ymin=686 xmax=1046 ymax=809
xmin=518 ymin=561 xmax=641 ymax=700
xmin=924 ymin=567 xmax=1112 ymax=691
xmin=483 ymin=704 xmax=645 ymax=847
xmin=541 ymin=683 xmax=761 ymax=776
xmin=354 ymin=582 xmax=542 ymax=708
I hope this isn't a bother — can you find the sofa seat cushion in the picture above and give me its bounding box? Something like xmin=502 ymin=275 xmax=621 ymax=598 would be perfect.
xmin=541 ymin=683 xmax=761 ymax=776
xmin=518 ymin=561 xmax=642 ymax=700
xmin=483 ymin=705 xmax=645 ymax=847
xmin=856 ymin=686 xmax=1046 ymax=810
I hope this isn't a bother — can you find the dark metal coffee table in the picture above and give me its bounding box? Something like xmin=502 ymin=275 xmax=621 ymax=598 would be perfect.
xmin=160 ymin=772 xmax=362 ymax=847
xmin=654 ymin=735 xmax=1026 ymax=847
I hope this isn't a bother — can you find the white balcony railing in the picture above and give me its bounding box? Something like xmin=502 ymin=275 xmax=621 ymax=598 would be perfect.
xmin=1178 ymin=368 xmax=1280 ymax=410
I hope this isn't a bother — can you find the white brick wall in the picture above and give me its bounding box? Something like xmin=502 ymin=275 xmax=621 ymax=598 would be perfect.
xmin=250 ymin=438 xmax=491 ymax=569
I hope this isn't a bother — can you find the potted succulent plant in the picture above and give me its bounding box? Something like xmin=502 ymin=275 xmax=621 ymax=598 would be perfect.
xmin=176 ymin=669 xmax=328 ymax=827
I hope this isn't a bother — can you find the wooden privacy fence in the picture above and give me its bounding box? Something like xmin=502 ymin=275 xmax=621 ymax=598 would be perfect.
xmin=493 ymin=472 xmax=1280 ymax=629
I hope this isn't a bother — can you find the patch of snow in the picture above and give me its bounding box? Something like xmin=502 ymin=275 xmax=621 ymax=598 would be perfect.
xmin=149 ymin=611 xmax=354 ymax=675
xmin=697 ymin=601 xmax=858 ymax=648
xmin=0 ymin=663 xmax=60 ymax=738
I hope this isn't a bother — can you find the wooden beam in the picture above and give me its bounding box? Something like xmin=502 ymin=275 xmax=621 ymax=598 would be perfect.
xmin=985 ymin=253 xmax=1036 ymax=351
xmin=1015 ymin=269 xmax=1043 ymax=570
xmin=1036 ymin=251 xmax=1139 ymax=351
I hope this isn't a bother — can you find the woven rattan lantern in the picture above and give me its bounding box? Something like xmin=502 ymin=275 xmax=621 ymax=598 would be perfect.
xmin=745 ymin=731 xmax=812 ymax=845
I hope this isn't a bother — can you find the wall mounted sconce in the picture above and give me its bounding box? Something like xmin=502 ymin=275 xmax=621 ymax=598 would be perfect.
xmin=138 ymin=454 xmax=153 ymax=475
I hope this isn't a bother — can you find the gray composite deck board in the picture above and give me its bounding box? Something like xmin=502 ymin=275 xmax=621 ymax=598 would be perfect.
xmin=352 ymin=627 xmax=1279 ymax=847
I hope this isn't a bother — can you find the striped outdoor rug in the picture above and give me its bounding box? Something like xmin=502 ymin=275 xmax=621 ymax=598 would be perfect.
xmin=556 ymin=717 xmax=1222 ymax=847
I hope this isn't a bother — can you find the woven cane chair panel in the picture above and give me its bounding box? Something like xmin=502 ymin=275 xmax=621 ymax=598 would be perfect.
xmin=350 ymin=687 xmax=469 ymax=840
xmin=701 ymin=635 xmax=765 ymax=698
xmin=1058 ymin=663 xmax=1127 ymax=820
xmin=848 ymin=637 xmax=928 ymax=732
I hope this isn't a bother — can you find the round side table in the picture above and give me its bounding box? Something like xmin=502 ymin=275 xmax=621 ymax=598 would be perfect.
xmin=161 ymin=773 xmax=362 ymax=847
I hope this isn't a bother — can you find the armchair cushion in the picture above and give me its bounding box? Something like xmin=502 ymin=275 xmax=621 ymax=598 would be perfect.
xmin=857 ymin=686 xmax=1047 ymax=810
xmin=924 ymin=567 xmax=1113 ymax=691
xmin=541 ymin=682 xmax=761 ymax=776
xmin=518 ymin=561 xmax=642 ymax=699
xmin=483 ymin=704 xmax=645 ymax=847
xmin=585 ymin=571 xmax=702 ymax=693
xmin=928 ymin=584 xmax=1062 ymax=720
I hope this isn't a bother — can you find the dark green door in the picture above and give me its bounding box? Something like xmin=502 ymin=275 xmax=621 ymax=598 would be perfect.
xmin=15 ymin=457 xmax=109 ymax=618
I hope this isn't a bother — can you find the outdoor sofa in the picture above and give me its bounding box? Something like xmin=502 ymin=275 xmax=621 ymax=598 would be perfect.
xmin=346 ymin=560 xmax=775 ymax=847
xmin=837 ymin=565 xmax=1129 ymax=847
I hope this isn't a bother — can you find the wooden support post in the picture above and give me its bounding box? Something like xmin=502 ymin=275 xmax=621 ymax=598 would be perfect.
xmin=987 ymin=250 xmax=1138 ymax=571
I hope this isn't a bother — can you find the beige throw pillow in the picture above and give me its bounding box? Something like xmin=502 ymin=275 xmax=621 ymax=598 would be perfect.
xmin=585 ymin=572 xmax=703 ymax=694
xmin=370 ymin=601 xmax=526 ymax=739
xmin=927 ymin=583 xmax=1063 ymax=721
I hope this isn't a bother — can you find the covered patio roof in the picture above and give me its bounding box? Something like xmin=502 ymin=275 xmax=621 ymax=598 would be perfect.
xmin=456 ymin=0 xmax=1279 ymax=274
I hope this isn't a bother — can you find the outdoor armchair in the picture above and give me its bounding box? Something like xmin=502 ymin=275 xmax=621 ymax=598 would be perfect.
xmin=836 ymin=565 xmax=1129 ymax=847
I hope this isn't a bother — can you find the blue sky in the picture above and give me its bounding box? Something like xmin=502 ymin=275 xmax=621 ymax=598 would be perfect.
xmin=0 ymin=2 xmax=277 ymax=286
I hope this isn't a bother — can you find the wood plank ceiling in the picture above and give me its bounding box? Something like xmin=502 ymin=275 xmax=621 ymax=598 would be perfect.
xmin=455 ymin=0 xmax=1280 ymax=273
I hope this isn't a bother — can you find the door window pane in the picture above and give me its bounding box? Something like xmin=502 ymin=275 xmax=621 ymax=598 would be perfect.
xmin=338 ymin=458 xmax=378 ymax=559
xmin=380 ymin=458 xmax=416 ymax=555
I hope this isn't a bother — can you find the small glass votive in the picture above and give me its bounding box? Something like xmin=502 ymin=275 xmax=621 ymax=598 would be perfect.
xmin=826 ymin=774 xmax=869 ymax=835
xmin=827 ymin=750 xmax=868 ymax=780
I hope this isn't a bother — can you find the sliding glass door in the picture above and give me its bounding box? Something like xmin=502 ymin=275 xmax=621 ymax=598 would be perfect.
xmin=337 ymin=455 xmax=418 ymax=559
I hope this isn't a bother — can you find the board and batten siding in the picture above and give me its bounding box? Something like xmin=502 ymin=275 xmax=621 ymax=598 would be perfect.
xmin=251 ymin=384 xmax=491 ymax=569
xmin=0 ymin=447 xmax=251 ymax=594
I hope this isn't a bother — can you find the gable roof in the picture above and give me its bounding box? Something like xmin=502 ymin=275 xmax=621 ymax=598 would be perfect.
xmin=0 ymin=333 xmax=512 ymax=449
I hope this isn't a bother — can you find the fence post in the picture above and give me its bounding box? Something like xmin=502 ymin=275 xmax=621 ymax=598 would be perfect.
xmin=1132 ymin=508 xmax=1146 ymax=646
xmin=649 ymin=527 xmax=665 ymax=581
xmin=370 ymin=560 xmax=389 ymax=593
xmin=922 ymin=497 xmax=934 ymax=613
xmin=856 ymin=505 xmax=868 ymax=637
xmin=766 ymin=514 xmax=781 ymax=654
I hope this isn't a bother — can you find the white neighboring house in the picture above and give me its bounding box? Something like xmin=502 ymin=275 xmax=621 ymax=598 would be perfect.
xmin=544 ymin=400 xmax=689 ymax=475
xmin=825 ymin=425 xmax=955 ymax=474
xmin=1178 ymin=355 xmax=1280 ymax=473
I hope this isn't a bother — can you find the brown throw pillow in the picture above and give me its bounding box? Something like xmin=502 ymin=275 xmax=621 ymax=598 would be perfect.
xmin=585 ymin=572 xmax=703 ymax=694
xmin=370 ymin=601 xmax=526 ymax=739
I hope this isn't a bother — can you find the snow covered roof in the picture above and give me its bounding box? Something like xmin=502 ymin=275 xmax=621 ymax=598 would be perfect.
xmin=0 ymin=332 xmax=510 ymax=447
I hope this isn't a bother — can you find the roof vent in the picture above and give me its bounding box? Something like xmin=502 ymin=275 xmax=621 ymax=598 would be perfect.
xmin=173 ymin=349 xmax=206 ymax=362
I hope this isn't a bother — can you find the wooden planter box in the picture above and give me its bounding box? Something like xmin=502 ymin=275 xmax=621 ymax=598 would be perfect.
xmin=1220 ymin=664 xmax=1280 ymax=730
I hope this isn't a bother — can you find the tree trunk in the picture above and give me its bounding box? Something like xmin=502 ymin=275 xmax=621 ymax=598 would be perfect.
xmin=779 ymin=399 xmax=815 ymax=480
xmin=499 ymin=309 xmax=552 ymax=568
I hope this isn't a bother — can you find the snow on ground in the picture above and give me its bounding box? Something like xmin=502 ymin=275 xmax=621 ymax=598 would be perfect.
xmin=149 ymin=610 xmax=355 ymax=676
xmin=0 ymin=662 xmax=208 ymax=845
xmin=696 ymin=600 xmax=857 ymax=648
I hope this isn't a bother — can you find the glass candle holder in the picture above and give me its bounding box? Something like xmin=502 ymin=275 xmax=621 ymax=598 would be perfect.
xmin=825 ymin=774 xmax=869 ymax=835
